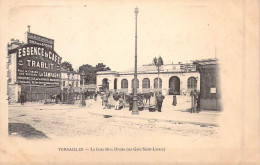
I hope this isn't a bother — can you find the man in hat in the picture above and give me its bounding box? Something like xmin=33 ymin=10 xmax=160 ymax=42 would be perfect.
xmin=156 ymin=92 xmax=165 ymax=112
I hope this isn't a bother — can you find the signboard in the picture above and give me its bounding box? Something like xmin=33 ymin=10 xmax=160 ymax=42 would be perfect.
xmin=164 ymin=64 xmax=196 ymax=72
xmin=27 ymin=32 xmax=54 ymax=49
xmin=16 ymin=44 xmax=62 ymax=86
xmin=183 ymin=64 xmax=196 ymax=71
xmin=210 ymin=87 xmax=216 ymax=93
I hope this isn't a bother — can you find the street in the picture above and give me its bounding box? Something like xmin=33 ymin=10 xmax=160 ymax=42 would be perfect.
xmin=8 ymin=95 xmax=219 ymax=140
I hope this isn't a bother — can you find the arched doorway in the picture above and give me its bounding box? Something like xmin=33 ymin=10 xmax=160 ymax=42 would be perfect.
xmin=102 ymin=78 xmax=109 ymax=91
xmin=114 ymin=78 xmax=117 ymax=90
xmin=169 ymin=76 xmax=180 ymax=95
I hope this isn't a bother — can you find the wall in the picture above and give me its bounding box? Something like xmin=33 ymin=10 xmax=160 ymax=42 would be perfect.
xmin=61 ymin=72 xmax=80 ymax=90
xmin=96 ymin=71 xmax=200 ymax=95
xmin=7 ymin=52 xmax=18 ymax=103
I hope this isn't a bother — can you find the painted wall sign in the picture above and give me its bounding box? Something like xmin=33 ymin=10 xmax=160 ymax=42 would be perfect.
xmin=27 ymin=32 xmax=54 ymax=49
xmin=16 ymin=44 xmax=62 ymax=86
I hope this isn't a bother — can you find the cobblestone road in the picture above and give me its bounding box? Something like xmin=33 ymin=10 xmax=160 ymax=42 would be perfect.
xmin=8 ymin=99 xmax=219 ymax=139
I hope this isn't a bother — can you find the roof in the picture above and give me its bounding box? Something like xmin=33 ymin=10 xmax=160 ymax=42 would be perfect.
xmin=192 ymin=58 xmax=218 ymax=65
xmin=61 ymin=69 xmax=79 ymax=74
xmin=96 ymin=63 xmax=197 ymax=75
xmin=119 ymin=65 xmax=160 ymax=73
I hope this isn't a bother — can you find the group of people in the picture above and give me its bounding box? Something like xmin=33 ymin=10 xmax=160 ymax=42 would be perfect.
xmin=100 ymin=91 xmax=166 ymax=112
xmin=101 ymin=92 xmax=125 ymax=110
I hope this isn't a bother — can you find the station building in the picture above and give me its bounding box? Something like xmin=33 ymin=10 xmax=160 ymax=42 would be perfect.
xmin=96 ymin=63 xmax=200 ymax=96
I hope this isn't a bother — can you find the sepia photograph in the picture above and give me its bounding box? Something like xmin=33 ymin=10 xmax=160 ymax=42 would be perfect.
xmin=0 ymin=0 xmax=259 ymax=164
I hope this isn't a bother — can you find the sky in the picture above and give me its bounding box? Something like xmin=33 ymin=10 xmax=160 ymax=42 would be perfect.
xmin=4 ymin=0 xmax=232 ymax=71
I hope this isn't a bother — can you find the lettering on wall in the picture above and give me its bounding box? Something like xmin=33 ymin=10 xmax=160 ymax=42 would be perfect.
xmin=16 ymin=44 xmax=62 ymax=86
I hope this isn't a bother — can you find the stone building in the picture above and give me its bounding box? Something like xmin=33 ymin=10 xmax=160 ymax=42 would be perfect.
xmin=96 ymin=63 xmax=200 ymax=95
xmin=60 ymin=70 xmax=80 ymax=91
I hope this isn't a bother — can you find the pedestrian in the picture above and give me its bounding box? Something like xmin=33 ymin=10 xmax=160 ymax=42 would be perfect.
xmin=172 ymin=91 xmax=177 ymax=106
xmin=113 ymin=92 xmax=120 ymax=110
xmin=190 ymin=90 xmax=196 ymax=113
xmin=156 ymin=92 xmax=165 ymax=112
xmin=196 ymin=90 xmax=200 ymax=112
xmin=194 ymin=90 xmax=198 ymax=113
xmin=128 ymin=93 xmax=133 ymax=111
xmin=94 ymin=92 xmax=97 ymax=101
xmin=101 ymin=93 xmax=108 ymax=109
xmin=149 ymin=92 xmax=156 ymax=109
xmin=118 ymin=97 xmax=124 ymax=110
xmin=20 ymin=93 xmax=25 ymax=105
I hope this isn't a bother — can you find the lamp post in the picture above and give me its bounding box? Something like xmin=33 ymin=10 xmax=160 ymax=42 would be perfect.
xmin=67 ymin=71 xmax=70 ymax=104
xmin=81 ymin=72 xmax=86 ymax=106
xmin=132 ymin=7 xmax=139 ymax=115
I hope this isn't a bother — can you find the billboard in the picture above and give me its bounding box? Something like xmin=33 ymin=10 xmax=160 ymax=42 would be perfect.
xmin=27 ymin=32 xmax=54 ymax=49
xmin=16 ymin=44 xmax=62 ymax=86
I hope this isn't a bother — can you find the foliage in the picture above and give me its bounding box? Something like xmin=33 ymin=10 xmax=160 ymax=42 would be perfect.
xmin=78 ymin=63 xmax=110 ymax=84
xmin=153 ymin=56 xmax=164 ymax=89
xmin=153 ymin=56 xmax=164 ymax=67
xmin=95 ymin=63 xmax=111 ymax=72
xmin=61 ymin=61 xmax=74 ymax=71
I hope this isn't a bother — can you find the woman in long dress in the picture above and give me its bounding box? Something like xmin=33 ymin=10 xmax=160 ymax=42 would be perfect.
xmin=149 ymin=92 xmax=156 ymax=110
xmin=172 ymin=93 xmax=177 ymax=106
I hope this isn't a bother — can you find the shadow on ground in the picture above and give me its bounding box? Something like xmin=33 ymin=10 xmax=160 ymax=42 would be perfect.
xmin=9 ymin=123 xmax=48 ymax=139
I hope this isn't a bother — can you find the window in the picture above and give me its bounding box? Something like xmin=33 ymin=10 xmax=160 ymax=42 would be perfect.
xmin=121 ymin=79 xmax=128 ymax=89
xmin=142 ymin=78 xmax=150 ymax=88
xmin=187 ymin=77 xmax=197 ymax=89
xmin=76 ymin=82 xmax=78 ymax=87
xmin=154 ymin=78 xmax=162 ymax=88
xmin=72 ymin=82 xmax=74 ymax=87
xmin=63 ymin=81 xmax=65 ymax=86
xmin=131 ymin=79 xmax=139 ymax=88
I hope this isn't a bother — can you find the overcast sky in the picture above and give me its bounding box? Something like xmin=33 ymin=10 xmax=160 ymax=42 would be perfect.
xmin=4 ymin=0 xmax=233 ymax=71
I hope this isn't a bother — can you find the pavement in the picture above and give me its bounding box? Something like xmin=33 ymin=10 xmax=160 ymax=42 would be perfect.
xmin=9 ymin=95 xmax=220 ymax=127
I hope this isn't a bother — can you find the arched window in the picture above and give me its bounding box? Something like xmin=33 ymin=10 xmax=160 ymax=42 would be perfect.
xmin=187 ymin=77 xmax=197 ymax=89
xmin=131 ymin=79 xmax=139 ymax=88
xmin=154 ymin=78 xmax=162 ymax=88
xmin=142 ymin=78 xmax=150 ymax=88
xmin=121 ymin=79 xmax=128 ymax=89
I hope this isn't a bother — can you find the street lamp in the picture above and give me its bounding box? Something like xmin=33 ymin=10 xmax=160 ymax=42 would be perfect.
xmin=81 ymin=72 xmax=86 ymax=106
xmin=132 ymin=7 xmax=139 ymax=115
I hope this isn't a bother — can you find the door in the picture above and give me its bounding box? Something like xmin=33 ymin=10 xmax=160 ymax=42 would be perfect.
xmin=169 ymin=76 xmax=180 ymax=95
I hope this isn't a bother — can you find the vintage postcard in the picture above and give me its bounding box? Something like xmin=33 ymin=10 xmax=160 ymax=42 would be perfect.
xmin=0 ymin=0 xmax=259 ymax=164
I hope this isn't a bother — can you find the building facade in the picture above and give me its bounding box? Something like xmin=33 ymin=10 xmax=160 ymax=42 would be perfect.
xmin=60 ymin=70 xmax=80 ymax=91
xmin=7 ymin=31 xmax=62 ymax=103
xmin=96 ymin=63 xmax=200 ymax=95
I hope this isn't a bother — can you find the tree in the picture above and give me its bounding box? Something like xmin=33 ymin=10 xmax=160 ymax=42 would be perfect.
xmin=153 ymin=56 xmax=164 ymax=91
xmin=61 ymin=61 xmax=74 ymax=71
xmin=78 ymin=64 xmax=96 ymax=85
xmin=95 ymin=63 xmax=111 ymax=72
xmin=78 ymin=63 xmax=111 ymax=85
